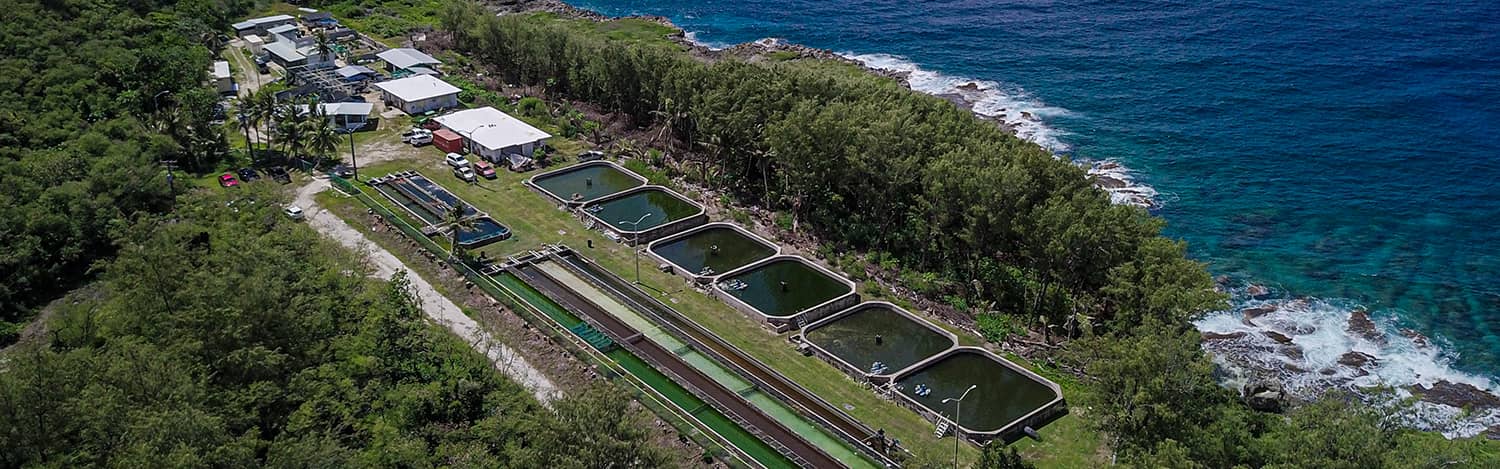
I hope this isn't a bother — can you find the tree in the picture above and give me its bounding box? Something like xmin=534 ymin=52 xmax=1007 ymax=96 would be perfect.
xmin=445 ymin=201 xmax=477 ymax=261
xmin=304 ymin=107 xmax=342 ymax=169
xmin=976 ymin=444 xmax=1036 ymax=469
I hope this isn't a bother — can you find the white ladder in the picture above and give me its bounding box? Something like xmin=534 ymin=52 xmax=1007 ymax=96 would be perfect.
xmin=934 ymin=420 xmax=951 ymax=438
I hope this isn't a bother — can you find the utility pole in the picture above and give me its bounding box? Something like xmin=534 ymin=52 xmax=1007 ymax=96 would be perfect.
xmin=943 ymin=384 xmax=978 ymax=469
xmin=617 ymin=212 xmax=654 ymax=284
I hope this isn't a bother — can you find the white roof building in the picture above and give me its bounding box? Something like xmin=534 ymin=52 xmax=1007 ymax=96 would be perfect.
xmin=211 ymin=61 xmax=233 ymax=94
xmin=377 ymin=48 xmax=442 ymax=72
xmin=373 ymin=75 xmax=461 ymax=115
xmin=211 ymin=61 xmax=231 ymax=80
xmin=232 ymin=15 xmax=295 ymax=35
xmin=433 ymin=106 xmax=551 ymax=160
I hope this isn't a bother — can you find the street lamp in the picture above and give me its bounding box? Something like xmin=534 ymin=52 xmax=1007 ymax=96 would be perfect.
xmin=343 ymin=127 xmax=358 ymax=181
xmin=942 ymin=384 xmax=978 ymax=469
xmin=617 ymin=212 xmax=654 ymax=284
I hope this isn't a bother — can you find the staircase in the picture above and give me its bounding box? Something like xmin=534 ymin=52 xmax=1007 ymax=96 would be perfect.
xmin=934 ymin=420 xmax=951 ymax=438
xmin=569 ymin=323 xmax=616 ymax=352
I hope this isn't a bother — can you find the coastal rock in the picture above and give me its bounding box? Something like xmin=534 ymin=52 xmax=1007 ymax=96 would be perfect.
xmin=1346 ymin=310 xmax=1385 ymax=344
xmin=1094 ymin=175 xmax=1128 ymax=189
xmin=1246 ymin=284 xmax=1271 ymax=299
xmin=957 ymin=81 xmax=983 ymax=92
xmin=1486 ymin=426 xmax=1500 ymax=441
xmin=1242 ymin=305 xmax=1277 ymax=325
xmin=1412 ymin=381 xmax=1500 ymax=409
xmin=1243 ymin=379 xmax=1286 ymax=413
xmin=1279 ymin=345 xmax=1305 ymax=361
xmin=1262 ymin=330 xmax=1294 ymax=344
xmin=1399 ymin=328 xmax=1431 ymax=348
xmin=1020 ymin=111 xmax=1036 ymax=121
xmin=1202 ymin=330 xmax=1248 ymax=341
xmin=1338 ymin=351 xmax=1377 ymax=369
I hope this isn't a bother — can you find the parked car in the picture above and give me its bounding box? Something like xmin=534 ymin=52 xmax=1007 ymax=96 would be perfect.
xmin=218 ymin=173 xmax=239 ymax=187
xmin=331 ymin=164 xmax=354 ymax=179
xmin=444 ymin=152 xmax=469 ymax=168
xmin=453 ymin=165 xmax=476 ymax=182
xmin=236 ymin=167 xmax=260 ymax=182
xmin=473 ymin=161 xmax=497 ymax=179
xmin=578 ymin=150 xmax=606 ymax=162
xmin=403 ymin=128 xmax=432 ymax=146
xmin=283 ymin=205 xmax=305 ymax=221
xmin=266 ymin=166 xmax=291 ymax=184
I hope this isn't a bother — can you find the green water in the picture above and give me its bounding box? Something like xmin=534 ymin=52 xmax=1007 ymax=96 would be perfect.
xmin=535 ymin=263 xmax=876 ymax=469
xmin=532 ymin=163 xmax=643 ymax=203
xmin=722 ymin=259 xmax=850 ymax=318
xmin=649 ymin=226 xmax=777 ymax=277
xmin=896 ymin=351 xmax=1057 ymax=433
xmin=587 ymin=189 xmax=701 ymax=232
xmin=805 ymin=304 xmax=954 ymax=374
xmin=493 ymin=272 xmax=794 ymax=468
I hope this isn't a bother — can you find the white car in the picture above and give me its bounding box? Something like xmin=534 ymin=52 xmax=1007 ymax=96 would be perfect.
xmin=403 ymin=128 xmax=432 ymax=146
xmin=283 ymin=205 xmax=305 ymax=221
xmin=444 ymin=152 xmax=470 ymax=168
xmin=453 ymin=165 xmax=476 ymax=182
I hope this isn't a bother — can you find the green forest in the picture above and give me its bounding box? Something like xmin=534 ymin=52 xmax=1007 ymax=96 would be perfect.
xmin=432 ymin=4 xmax=1500 ymax=467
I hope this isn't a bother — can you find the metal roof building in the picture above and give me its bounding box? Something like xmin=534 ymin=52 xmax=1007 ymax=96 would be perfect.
xmin=373 ymin=75 xmax=460 ymax=115
xmin=433 ymin=106 xmax=551 ymax=161
xmin=376 ymin=48 xmax=442 ymax=73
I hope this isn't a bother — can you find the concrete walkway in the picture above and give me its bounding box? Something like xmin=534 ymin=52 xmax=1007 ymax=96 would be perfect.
xmin=295 ymin=180 xmax=561 ymax=403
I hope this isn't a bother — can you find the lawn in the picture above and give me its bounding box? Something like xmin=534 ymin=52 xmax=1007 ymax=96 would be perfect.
xmin=337 ymin=130 xmax=1106 ymax=466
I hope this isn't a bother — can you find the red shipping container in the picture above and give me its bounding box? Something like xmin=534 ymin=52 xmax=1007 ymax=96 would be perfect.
xmin=432 ymin=129 xmax=464 ymax=154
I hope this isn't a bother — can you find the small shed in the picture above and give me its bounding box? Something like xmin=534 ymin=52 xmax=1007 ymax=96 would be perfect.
xmin=244 ymin=35 xmax=264 ymax=54
xmin=211 ymin=61 xmax=233 ymax=94
xmin=335 ymin=65 xmax=378 ymax=82
xmin=377 ymin=48 xmax=442 ymax=74
xmin=232 ymin=14 xmax=295 ymax=37
xmin=432 ymin=129 xmax=464 ymax=154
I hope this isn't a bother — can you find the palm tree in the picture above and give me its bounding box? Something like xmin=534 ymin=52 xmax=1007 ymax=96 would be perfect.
xmin=313 ymin=30 xmax=333 ymax=65
xmin=248 ymin=90 xmax=277 ymax=154
xmin=274 ymin=99 xmax=306 ymax=159
xmin=305 ymin=109 xmax=342 ymax=170
xmin=445 ymin=201 xmax=478 ymax=261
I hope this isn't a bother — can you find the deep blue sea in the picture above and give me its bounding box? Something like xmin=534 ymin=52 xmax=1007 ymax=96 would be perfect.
xmin=568 ymin=0 xmax=1500 ymax=429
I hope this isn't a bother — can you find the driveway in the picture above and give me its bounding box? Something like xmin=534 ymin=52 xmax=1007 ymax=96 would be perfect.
xmin=294 ymin=180 xmax=561 ymax=403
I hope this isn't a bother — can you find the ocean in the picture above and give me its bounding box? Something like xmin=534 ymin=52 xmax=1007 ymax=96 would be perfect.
xmin=565 ymin=0 xmax=1500 ymax=434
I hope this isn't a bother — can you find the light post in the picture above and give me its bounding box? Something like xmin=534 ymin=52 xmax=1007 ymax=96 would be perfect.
xmin=942 ymin=384 xmax=977 ymax=469
xmin=344 ymin=127 xmax=358 ymax=181
xmin=617 ymin=212 xmax=653 ymax=284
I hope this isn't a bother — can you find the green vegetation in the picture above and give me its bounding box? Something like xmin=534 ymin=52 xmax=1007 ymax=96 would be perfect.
xmin=0 ymin=0 xmax=235 ymax=345
xmin=0 ymin=187 xmax=674 ymax=467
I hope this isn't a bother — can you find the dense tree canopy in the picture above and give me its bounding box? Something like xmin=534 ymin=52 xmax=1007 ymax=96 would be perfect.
xmin=0 ymin=0 xmax=236 ymax=343
xmin=0 ymin=187 xmax=674 ymax=467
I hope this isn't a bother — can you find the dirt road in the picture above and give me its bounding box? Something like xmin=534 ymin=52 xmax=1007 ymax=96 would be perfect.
xmin=294 ymin=180 xmax=561 ymax=403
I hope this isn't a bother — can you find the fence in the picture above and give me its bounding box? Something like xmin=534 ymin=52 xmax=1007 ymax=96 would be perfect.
xmin=326 ymin=175 xmax=757 ymax=468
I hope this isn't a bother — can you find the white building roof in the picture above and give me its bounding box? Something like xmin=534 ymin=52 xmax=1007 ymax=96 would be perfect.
xmin=232 ymin=14 xmax=294 ymax=30
xmin=267 ymin=24 xmax=298 ymax=37
xmin=263 ymin=41 xmax=304 ymax=62
xmin=298 ymin=102 xmax=374 ymax=116
xmin=377 ymin=48 xmax=441 ymax=70
xmin=335 ymin=65 xmax=377 ymax=79
xmin=212 ymin=61 xmax=231 ymax=80
xmin=374 ymin=75 xmax=460 ymax=103
xmin=434 ymin=107 xmax=552 ymax=152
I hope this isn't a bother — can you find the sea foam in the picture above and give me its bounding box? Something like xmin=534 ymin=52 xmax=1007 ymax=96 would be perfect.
xmin=1195 ymin=284 xmax=1500 ymax=437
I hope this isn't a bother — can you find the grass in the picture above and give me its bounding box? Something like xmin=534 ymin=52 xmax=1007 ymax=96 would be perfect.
xmin=533 ymin=13 xmax=686 ymax=49
xmin=336 ymin=128 xmax=1107 ymax=466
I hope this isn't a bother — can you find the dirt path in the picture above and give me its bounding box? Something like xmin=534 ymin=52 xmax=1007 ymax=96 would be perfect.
xmin=294 ymin=180 xmax=561 ymax=403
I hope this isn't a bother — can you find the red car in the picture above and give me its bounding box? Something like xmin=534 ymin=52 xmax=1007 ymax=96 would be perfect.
xmin=473 ymin=161 xmax=498 ymax=179
xmin=218 ymin=173 xmax=239 ymax=187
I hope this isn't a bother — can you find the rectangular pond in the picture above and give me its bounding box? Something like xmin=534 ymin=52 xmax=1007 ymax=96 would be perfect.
xmin=529 ymin=161 xmax=645 ymax=205
xmin=803 ymin=302 xmax=955 ymax=379
xmin=455 ymin=217 xmax=511 ymax=248
xmin=371 ymin=171 xmax=510 ymax=248
xmin=893 ymin=348 xmax=1064 ymax=441
xmin=582 ymin=186 xmax=705 ymax=243
xmin=716 ymin=256 xmax=855 ymax=323
xmin=648 ymin=223 xmax=778 ymax=279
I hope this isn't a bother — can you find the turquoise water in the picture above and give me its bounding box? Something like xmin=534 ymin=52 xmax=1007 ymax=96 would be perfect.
xmin=567 ymin=0 xmax=1500 ymax=427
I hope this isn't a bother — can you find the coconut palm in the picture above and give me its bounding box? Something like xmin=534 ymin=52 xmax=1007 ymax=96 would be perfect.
xmin=273 ymin=99 xmax=306 ymax=158
xmin=445 ymin=201 xmax=478 ymax=261
xmin=305 ymin=108 xmax=342 ymax=170
xmin=313 ymin=30 xmax=333 ymax=65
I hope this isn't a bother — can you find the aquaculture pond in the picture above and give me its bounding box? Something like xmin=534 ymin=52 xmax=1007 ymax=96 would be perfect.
xmin=649 ymin=224 xmax=777 ymax=277
xmin=454 ymin=217 xmax=511 ymax=248
xmin=530 ymin=161 xmax=644 ymax=204
xmin=804 ymin=303 xmax=954 ymax=375
xmin=895 ymin=350 xmax=1059 ymax=433
xmin=718 ymin=258 xmax=851 ymax=318
xmin=584 ymin=188 xmax=702 ymax=233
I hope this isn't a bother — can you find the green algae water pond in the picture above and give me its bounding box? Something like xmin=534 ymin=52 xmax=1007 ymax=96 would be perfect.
xmin=584 ymin=187 xmax=702 ymax=233
xmin=719 ymin=257 xmax=852 ymax=319
xmin=895 ymin=349 xmax=1060 ymax=434
xmin=649 ymin=223 xmax=777 ymax=277
xmin=804 ymin=303 xmax=954 ymax=375
xmin=530 ymin=161 xmax=645 ymax=204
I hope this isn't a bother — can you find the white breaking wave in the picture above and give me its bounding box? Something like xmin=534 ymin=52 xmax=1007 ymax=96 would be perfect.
xmin=841 ymin=52 xmax=1159 ymax=207
xmin=1195 ymin=285 xmax=1500 ymax=438
xmin=682 ymin=31 xmax=729 ymax=51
